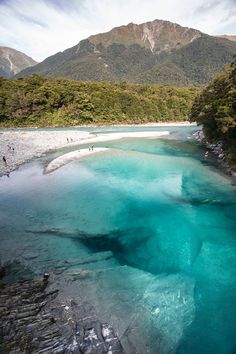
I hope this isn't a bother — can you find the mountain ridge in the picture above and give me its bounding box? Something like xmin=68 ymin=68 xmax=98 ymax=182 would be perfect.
xmin=16 ymin=19 xmax=236 ymax=86
xmin=88 ymin=19 xmax=202 ymax=53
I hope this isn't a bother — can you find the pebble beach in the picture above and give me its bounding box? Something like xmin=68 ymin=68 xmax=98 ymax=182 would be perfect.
xmin=0 ymin=128 xmax=171 ymax=176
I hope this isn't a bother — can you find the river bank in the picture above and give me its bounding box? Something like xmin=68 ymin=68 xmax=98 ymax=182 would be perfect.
xmin=73 ymin=121 xmax=197 ymax=128
xmin=0 ymin=129 xmax=169 ymax=177
xmin=193 ymin=130 xmax=236 ymax=180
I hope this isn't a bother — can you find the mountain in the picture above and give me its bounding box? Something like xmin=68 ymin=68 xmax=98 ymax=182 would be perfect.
xmin=16 ymin=19 xmax=236 ymax=86
xmin=0 ymin=47 xmax=37 ymax=78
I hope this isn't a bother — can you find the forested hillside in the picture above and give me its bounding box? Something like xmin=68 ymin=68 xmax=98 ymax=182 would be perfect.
xmin=16 ymin=20 xmax=236 ymax=87
xmin=0 ymin=75 xmax=198 ymax=127
xmin=191 ymin=57 xmax=236 ymax=170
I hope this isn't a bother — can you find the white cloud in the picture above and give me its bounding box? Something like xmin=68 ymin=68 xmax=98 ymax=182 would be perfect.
xmin=0 ymin=0 xmax=235 ymax=62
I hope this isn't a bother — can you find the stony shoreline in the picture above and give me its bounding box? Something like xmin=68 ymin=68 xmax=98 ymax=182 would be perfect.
xmin=0 ymin=129 xmax=169 ymax=177
xmin=193 ymin=130 xmax=236 ymax=181
xmin=0 ymin=121 xmax=196 ymax=129
xmin=0 ymin=130 xmax=91 ymax=178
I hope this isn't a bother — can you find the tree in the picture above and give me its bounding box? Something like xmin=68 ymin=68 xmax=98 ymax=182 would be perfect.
xmin=190 ymin=56 xmax=236 ymax=169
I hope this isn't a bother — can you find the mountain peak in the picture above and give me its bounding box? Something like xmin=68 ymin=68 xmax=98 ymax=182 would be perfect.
xmin=88 ymin=19 xmax=202 ymax=53
xmin=15 ymin=19 xmax=236 ymax=87
xmin=0 ymin=46 xmax=37 ymax=78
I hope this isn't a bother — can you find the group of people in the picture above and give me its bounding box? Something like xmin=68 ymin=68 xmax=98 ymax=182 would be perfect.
xmin=89 ymin=145 xmax=94 ymax=151
xmin=66 ymin=137 xmax=74 ymax=143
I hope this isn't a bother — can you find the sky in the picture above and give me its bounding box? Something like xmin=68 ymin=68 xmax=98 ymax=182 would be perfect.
xmin=0 ymin=0 xmax=236 ymax=62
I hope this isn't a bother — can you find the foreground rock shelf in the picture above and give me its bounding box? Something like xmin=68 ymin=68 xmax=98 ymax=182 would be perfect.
xmin=0 ymin=266 xmax=123 ymax=354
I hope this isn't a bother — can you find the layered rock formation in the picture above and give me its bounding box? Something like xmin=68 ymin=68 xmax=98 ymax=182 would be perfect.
xmin=0 ymin=264 xmax=123 ymax=353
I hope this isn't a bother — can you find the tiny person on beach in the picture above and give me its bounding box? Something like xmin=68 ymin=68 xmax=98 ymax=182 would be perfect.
xmin=2 ymin=156 xmax=7 ymax=165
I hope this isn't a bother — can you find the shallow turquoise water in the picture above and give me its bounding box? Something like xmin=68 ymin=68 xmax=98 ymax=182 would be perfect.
xmin=0 ymin=127 xmax=236 ymax=353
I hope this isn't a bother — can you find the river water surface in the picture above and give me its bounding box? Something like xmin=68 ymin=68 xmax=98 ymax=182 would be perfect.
xmin=0 ymin=126 xmax=236 ymax=354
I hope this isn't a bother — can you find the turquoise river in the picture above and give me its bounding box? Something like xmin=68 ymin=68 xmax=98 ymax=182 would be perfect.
xmin=0 ymin=126 xmax=236 ymax=353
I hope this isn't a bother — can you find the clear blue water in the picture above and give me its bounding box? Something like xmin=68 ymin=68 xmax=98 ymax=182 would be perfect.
xmin=0 ymin=126 xmax=236 ymax=353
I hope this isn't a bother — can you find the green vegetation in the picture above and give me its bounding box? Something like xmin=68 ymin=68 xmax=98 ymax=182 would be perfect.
xmin=0 ymin=75 xmax=198 ymax=127
xmin=191 ymin=56 xmax=236 ymax=170
xmin=139 ymin=36 xmax=236 ymax=86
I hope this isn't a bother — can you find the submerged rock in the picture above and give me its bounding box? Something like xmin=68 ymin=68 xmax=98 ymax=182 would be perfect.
xmin=0 ymin=264 xmax=123 ymax=354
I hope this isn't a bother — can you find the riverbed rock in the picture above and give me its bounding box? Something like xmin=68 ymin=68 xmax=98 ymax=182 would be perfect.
xmin=0 ymin=265 xmax=123 ymax=353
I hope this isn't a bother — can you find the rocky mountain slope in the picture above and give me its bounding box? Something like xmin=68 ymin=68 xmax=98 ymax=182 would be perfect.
xmin=16 ymin=19 xmax=236 ymax=86
xmin=0 ymin=46 xmax=37 ymax=78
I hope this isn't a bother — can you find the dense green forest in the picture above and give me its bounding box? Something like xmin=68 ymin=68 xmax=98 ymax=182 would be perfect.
xmin=0 ymin=75 xmax=198 ymax=127
xmin=191 ymin=56 xmax=236 ymax=170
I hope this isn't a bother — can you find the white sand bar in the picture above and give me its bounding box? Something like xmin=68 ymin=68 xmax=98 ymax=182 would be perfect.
xmin=0 ymin=130 xmax=169 ymax=176
xmin=45 ymin=148 xmax=109 ymax=174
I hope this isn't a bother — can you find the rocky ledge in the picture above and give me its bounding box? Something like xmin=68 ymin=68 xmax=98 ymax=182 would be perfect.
xmin=0 ymin=264 xmax=123 ymax=354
